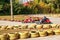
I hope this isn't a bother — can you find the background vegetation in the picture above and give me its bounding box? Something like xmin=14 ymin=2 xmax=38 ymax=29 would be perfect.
xmin=0 ymin=0 xmax=60 ymax=15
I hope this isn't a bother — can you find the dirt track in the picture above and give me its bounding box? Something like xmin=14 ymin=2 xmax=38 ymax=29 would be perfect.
xmin=18 ymin=35 xmax=60 ymax=40
xmin=0 ymin=17 xmax=60 ymax=26
xmin=0 ymin=16 xmax=60 ymax=40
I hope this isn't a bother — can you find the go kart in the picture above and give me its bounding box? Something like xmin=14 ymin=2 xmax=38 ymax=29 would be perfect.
xmin=22 ymin=17 xmax=52 ymax=24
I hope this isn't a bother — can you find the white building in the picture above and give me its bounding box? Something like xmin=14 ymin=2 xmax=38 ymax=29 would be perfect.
xmin=19 ymin=0 xmax=33 ymax=4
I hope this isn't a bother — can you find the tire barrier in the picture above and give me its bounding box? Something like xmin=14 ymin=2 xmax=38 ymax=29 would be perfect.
xmin=45 ymin=29 xmax=54 ymax=36
xmin=1 ymin=25 xmax=8 ymax=30
xmin=30 ymin=30 xmax=39 ymax=38
xmin=53 ymin=29 xmax=60 ymax=35
xmin=43 ymin=24 xmax=52 ymax=29
xmin=19 ymin=31 xmax=29 ymax=39
xmin=36 ymin=25 xmax=43 ymax=29
xmin=51 ymin=24 xmax=57 ymax=28
xmin=7 ymin=26 xmax=14 ymax=30
xmin=8 ymin=32 xmax=19 ymax=40
xmin=28 ymin=24 xmax=36 ymax=29
xmin=0 ymin=29 xmax=60 ymax=40
xmin=0 ymin=24 xmax=60 ymax=30
xmin=0 ymin=33 xmax=9 ymax=40
xmin=20 ymin=25 xmax=28 ymax=29
xmin=38 ymin=30 xmax=47 ymax=37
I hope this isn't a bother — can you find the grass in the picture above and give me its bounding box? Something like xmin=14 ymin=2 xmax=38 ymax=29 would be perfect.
xmin=0 ymin=15 xmax=30 ymax=21
xmin=0 ymin=15 xmax=41 ymax=21
xmin=0 ymin=14 xmax=60 ymax=21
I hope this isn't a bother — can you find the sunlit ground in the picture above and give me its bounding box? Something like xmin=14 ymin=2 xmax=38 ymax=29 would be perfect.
xmin=0 ymin=14 xmax=60 ymax=21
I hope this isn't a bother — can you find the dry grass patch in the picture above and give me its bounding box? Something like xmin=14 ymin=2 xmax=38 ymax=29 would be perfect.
xmin=0 ymin=15 xmax=30 ymax=21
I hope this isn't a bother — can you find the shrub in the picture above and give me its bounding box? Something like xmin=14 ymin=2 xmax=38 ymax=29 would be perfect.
xmin=2 ymin=3 xmax=10 ymax=15
xmin=56 ymin=8 xmax=60 ymax=13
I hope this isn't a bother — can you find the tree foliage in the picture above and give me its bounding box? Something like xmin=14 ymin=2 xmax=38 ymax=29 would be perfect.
xmin=0 ymin=0 xmax=60 ymax=15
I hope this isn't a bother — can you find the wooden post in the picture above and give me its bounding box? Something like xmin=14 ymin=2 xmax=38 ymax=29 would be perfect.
xmin=10 ymin=0 xmax=14 ymax=21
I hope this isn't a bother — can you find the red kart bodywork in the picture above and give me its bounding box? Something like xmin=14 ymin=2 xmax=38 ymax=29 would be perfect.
xmin=45 ymin=19 xmax=51 ymax=23
xmin=23 ymin=18 xmax=34 ymax=23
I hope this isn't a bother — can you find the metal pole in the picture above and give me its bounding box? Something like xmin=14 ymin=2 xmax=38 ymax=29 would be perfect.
xmin=10 ymin=0 xmax=14 ymax=21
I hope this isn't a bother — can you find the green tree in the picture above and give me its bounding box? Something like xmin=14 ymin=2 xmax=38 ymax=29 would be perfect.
xmin=34 ymin=0 xmax=41 ymax=4
xmin=55 ymin=0 xmax=60 ymax=8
